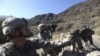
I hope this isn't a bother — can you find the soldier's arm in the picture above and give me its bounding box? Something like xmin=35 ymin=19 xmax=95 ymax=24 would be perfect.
xmin=52 ymin=37 xmax=72 ymax=49
xmin=32 ymin=37 xmax=71 ymax=49
xmin=48 ymin=38 xmax=72 ymax=54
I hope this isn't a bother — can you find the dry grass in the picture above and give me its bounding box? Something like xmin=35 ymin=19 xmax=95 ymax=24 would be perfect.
xmin=52 ymin=32 xmax=70 ymax=40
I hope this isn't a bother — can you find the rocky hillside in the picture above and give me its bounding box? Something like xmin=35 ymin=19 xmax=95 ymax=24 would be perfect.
xmin=29 ymin=0 xmax=100 ymax=33
xmin=29 ymin=13 xmax=57 ymax=25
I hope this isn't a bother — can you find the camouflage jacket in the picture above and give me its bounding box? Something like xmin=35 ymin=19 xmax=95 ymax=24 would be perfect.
xmin=0 ymin=39 xmax=53 ymax=56
xmin=0 ymin=38 xmax=71 ymax=56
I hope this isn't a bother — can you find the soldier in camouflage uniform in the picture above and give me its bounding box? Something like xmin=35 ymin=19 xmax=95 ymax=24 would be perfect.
xmin=37 ymin=24 xmax=57 ymax=41
xmin=37 ymin=24 xmax=61 ymax=56
xmin=70 ymin=29 xmax=83 ymax=53
xmin=80 ymin=26 xmax=97 ymax=49
xmin=37 ymin=24 xmax=51 ymax=41
xmin=37 ymin=24 xmax=51 ymax=56
xmin=45 ymin=24 xmax=57 ymax=40
xmin=0 ymin=17 xmax=71 ymax=56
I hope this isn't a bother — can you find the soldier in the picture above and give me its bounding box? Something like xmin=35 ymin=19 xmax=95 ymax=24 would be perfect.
xmin=46 ymin=24 xmax=57 ymax=39
xmin=37 ymin=24 xmax=51 ymax=41
xmin=0 ymin=17 xmax=71 ymax=56
xmin=37 ymin=24 xmax=60 ymax=56
xmin=37 ymin=24 xmax=57 ymax=41
xmin=70 ymin=29 xmax=83 ymax=53
xmin=37 ymin=24 xmax=51 ymax=56
xmin=80 ymin=26 xmax=97 ymax=49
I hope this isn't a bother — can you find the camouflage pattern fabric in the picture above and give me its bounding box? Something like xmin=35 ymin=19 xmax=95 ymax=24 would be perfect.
xmin=0 ymin=38 xmax=71 ymax=56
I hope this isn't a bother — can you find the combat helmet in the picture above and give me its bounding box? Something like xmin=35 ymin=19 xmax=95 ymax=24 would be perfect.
xmin=38 ymin=24 xmax=46 ymax=31
xmin=2 ymin=17 xmax=28 ymax=36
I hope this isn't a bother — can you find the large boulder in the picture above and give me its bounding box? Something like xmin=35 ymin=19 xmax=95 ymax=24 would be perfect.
xmin=86 ymin=51 xmax=100 ymax=56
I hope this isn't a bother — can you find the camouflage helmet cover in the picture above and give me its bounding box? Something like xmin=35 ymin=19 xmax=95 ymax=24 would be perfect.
xmin=2 ymin=17 xmax=28 ymax=35
xmin=38 ymin=24 xmax=46 ymax=31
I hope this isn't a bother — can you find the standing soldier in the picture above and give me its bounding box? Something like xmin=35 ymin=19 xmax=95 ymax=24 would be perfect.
xmin=37 ymin=24 xmax=57 ymax=41
xmin=80 ymin=26 xmax=94 ymax=46
xmin=80 ymin=25 xmax=97 ymax=49
xmin=37 ymin=24 xmax=51 ymax=56
xmin=37 ymin=24 xmax=51 ymax=41
xmin=0 ymin=17 xmax=71 ymax=56
xmin=37 ymin=24 xmax=61 ymax=56
xmin=70 ymin=29 xmax=83 ymax=53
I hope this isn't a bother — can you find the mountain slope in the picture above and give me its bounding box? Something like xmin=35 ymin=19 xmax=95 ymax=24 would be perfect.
xmin=29 ymin=0 xmax=100 ymax=32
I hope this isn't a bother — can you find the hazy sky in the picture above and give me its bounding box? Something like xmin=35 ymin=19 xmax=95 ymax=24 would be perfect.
xmin=0 ymin=0 xmax=86 ymax=19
